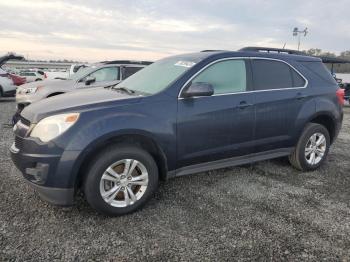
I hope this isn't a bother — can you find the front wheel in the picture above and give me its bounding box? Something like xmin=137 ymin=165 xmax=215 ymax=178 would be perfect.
xmin=289 ymin=123 xmax=330 ymax=171
xmin=83 ymin=145 xmax=159 ymax=216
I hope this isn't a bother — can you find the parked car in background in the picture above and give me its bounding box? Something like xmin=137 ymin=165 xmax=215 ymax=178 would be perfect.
xmin=0 ymin=74 xmax=17 ymax=97
xmin=9 ymin=73 xmax=26 ymax=86
xmin=10 ymin=47 xmax=343 ymax=216
xmin=14 ymin=60 xmax=151 ymax=119
xmin=0 ymin=68 xmax=26 ymax=86
xmin=19 ymin=70 xmax=47 ymax=82
xmin=0 ymin=53 xmax=24 ymax=97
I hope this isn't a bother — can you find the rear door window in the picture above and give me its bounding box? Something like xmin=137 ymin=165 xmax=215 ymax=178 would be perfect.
xmin=291 ymin=69 xmax=306 ymax=87
xmin=252 ymin=59 xmax=295 ymax=90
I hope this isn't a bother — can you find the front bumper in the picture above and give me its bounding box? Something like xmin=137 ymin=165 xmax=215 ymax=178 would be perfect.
xmin=24 ymin=179 xmax=74 ymax=206
xmin=10 ymin=135 xmax=79 ymax=206
xmin=15 ymin=93 xmax=34 ymax=105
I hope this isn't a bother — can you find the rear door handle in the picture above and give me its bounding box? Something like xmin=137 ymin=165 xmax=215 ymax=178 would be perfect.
xmin=296 ymin=92 xmax=308 ymax=100
xmin=238 ymin=101 xmax=253 ymax=109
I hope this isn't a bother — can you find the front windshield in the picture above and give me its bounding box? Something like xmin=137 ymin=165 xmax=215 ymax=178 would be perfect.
xmin=68 ymin=66 xmax=95 ymax=81
xmin=119 ymin=56 xmax=198 ymax=95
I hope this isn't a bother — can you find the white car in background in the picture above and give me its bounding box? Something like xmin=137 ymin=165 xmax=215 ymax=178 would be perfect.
xmin=19 ymin=70 xmax=47 ymax=82
xmin=0 ymin=53 xmax=24 ymax=97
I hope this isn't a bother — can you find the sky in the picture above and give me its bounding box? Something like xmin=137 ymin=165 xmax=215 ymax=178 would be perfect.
xmin=0 ymin=0 xmax=349 ymax=62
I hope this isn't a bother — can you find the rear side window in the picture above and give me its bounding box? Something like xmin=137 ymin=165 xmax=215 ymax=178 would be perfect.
xmin=252 ymin=60 xmax=296 ymax=90
xmin=122 ymin=67 xmax=142 ymax=80
xmin=300 ymin=61 xmax=336 ymax=84
xmin=192 ymin=59 xmax=247 ymax=95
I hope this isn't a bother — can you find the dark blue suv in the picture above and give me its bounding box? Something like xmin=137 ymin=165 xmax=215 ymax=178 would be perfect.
xmin=10 ymin=47 xmax=344 ymax=216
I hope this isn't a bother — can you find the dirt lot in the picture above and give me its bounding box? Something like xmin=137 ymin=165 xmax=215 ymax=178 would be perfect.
xmin=1 ymin=98 xmax=349 ymax=261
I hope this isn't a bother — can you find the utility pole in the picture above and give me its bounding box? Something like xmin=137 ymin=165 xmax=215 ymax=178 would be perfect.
xmin=293 ymin=27 xmax=308 ymax=51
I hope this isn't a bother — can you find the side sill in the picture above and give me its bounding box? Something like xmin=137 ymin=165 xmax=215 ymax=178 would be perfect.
xmin=167 ymin=148 xmax=294 ymax=179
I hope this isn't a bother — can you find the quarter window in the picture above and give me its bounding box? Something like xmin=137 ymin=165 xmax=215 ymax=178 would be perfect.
xmin=252 ymin=60 xmax=305 ymax=90
xmin=301 ymin=61 xmax=336 ymax=84
xmin=192 ymin=60 xmax=247 ymax=95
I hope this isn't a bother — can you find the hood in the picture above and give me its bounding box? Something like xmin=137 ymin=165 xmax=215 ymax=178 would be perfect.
xmin=17 ymin=78 xmax=74 ymax=91
xmin=22 ymin=87 xmax=142 ymax=123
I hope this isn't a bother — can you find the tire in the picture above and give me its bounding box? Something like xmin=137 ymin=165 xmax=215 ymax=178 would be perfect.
xmin=35 ymin=78 xmax=42 ymax=81
xmin=0 ymin=86 xmax=3 ymax=97
xmin=83 ymin=145 xmax=159 ymax=216
xmin=289 ymin=123 xmax=330 ymax=171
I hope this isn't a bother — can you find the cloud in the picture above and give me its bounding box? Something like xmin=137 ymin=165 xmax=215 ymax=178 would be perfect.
xmin=0 ymin=0 xmax=349 ymax=61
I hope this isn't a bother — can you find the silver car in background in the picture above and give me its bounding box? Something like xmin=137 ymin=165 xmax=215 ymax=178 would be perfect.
xmin=0 ymin=53 xmax=24 ymax=97
xmin=16 ymin=60 xmax=151 ymax=109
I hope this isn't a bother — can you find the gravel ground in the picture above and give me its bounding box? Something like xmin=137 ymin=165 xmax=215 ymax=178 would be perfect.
xmin=1 ymin=97 xmax=350 ymax=261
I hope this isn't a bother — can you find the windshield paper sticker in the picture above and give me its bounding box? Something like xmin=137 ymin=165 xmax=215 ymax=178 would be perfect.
xmin=175 ymin=61 xmax=196 ymax=67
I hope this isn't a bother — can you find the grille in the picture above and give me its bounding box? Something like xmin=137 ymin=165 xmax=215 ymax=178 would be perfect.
xmin=14 ymin=136 xmax=24 ymax=150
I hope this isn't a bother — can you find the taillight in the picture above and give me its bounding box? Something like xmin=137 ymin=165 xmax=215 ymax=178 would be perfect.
xmin=336 ymin=88 xmax=345 ymax=105
xmin=44 ymin=73 xmax=47 ymax=78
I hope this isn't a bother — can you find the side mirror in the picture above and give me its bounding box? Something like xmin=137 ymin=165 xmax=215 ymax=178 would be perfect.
xmin=85 ymin=76 xmax=96 ymax=85
xmin=182 ymin=82 xmax=214 ymax=98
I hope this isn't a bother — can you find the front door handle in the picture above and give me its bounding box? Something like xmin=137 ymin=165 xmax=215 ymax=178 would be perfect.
xmin=238 ymin=101 xmax=253 ymax=109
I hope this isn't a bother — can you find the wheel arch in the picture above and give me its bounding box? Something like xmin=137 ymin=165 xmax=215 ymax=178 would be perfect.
xmin=73 ymin=132 xmax=168 ymax=189
xmin=47 ymin=92 xmax=65 ymax=98
xmin=308 ymin=112 xmax=337 ymax=144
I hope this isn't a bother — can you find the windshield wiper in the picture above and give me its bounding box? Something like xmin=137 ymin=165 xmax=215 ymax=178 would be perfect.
xmin=109 ymin=86 xmax=136 ymax=95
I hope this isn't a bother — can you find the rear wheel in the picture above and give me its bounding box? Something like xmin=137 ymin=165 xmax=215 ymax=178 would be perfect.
xmin=289 ymin=123 xmax=330 ymax=171
xmin=83 ymin=145 xmax=159 ymax=216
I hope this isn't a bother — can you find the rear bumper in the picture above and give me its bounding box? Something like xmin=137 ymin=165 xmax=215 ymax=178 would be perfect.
xmin=334 ymin=111 xmax=343 ymax=141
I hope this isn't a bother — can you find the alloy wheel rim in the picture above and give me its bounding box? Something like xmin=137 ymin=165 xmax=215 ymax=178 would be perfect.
xmin=99 ymin=159 xmax=149 ymax=207
xmin=305 ymin=132 xmax=326 ymax=165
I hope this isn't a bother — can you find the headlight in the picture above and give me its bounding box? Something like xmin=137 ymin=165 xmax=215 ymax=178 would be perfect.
xmin=30 ymin=113 xmax=79 ymax=142
xmin=23 ymin=85 xmax=43 ymax=94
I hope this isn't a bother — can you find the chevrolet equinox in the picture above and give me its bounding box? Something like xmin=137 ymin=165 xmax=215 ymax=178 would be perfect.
xmin=10 ymin=47 xmax=344 ymax=216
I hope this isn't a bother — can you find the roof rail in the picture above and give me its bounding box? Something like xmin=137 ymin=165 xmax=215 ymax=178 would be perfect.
xmin=239 ymin=47 xmax=305 ymax=55
xmin=99 ymin=60 xmax=153 ymax=65
xmin=200 ymin=50 xmax=227 ymax=52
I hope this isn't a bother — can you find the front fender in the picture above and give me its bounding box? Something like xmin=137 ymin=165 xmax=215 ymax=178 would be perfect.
xmin=55 ymin=99 xmax=177 ymax=187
